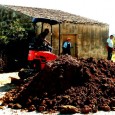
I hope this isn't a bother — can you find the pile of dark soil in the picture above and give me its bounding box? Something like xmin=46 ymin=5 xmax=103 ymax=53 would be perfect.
xmin=1 ymin=55 xmax=115 ymax=114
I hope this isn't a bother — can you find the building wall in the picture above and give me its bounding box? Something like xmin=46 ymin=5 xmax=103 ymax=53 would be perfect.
xmin=51 ymin=22 xmax=109 ymax=59
xmin=76 ymin=24 xmax=109 ymax=59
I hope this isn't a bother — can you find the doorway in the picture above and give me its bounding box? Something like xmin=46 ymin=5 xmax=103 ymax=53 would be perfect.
xmin=61 ymin=34 xmax=78 ymax=57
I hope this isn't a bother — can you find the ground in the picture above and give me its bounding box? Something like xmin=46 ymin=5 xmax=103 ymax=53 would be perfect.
xmin=112 ymin=52 xmax=115 ymax=62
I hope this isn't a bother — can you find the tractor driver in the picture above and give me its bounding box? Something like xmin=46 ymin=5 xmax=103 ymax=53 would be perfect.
xmin=34 ymin=28 xmax=52 ymax=52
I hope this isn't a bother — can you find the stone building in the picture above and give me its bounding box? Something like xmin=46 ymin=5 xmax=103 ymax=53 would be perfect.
xmin=0 ymin=4 xmax=109 ymax=59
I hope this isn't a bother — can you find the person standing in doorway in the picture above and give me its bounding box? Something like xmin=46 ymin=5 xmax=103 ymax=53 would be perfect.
xmin=62 ymin=38 xmax=72 ymax=55
xmin=106 ymin=35 xmax=114 ymax=60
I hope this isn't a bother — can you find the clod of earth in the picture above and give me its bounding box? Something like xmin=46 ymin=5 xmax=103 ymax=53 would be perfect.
xmin=1 ymin=55 xmax=115 ymax=114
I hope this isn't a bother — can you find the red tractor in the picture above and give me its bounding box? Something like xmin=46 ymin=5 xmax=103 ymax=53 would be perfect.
xmin=18 ymin=18 xmax=61 ymax=79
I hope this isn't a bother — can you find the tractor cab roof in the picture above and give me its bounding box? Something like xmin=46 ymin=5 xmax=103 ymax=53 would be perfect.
xmin=32 ymin=18 xmax=61 ymax=25
xmin=32 ymin=17 xmax=61 ymax=55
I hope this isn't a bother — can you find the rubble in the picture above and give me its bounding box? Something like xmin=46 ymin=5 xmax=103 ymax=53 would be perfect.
xmin=1 ymin=55 xmax=115 ymax=114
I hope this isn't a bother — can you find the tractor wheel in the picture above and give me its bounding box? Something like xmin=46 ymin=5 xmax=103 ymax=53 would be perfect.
xmin=18 ymin=68 xmax=35 ymax=80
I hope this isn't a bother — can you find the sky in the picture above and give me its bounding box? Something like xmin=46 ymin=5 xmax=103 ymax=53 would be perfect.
xmin=0 ymin=0 xmax=115 ymax=35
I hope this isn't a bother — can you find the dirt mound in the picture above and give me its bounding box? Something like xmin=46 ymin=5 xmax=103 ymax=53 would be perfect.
xmin=1 ymin=55 xmax=115 ymax=114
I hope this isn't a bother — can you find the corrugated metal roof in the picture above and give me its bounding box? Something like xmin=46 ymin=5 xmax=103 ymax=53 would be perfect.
xmin=1 ymin=4 xmax=108 ymax=25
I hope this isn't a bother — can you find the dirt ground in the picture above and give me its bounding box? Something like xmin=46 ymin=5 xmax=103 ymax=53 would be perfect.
xmin=112 ymin=52 xmax=115 ymax=62
xmin=0 ymin=72 xmax=115 ymax=115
